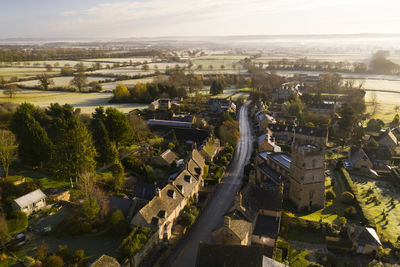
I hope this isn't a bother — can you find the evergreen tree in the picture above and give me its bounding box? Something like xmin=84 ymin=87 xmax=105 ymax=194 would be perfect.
xmin=52 ymin=114 xmax=96 ymax=181
xmin=10 ymin=103 xmax=53 ymax=167
xmin=90 ymin=118 xmax=118 ymax=167
xmin=104 ymin=107 xmax=133 ymax=147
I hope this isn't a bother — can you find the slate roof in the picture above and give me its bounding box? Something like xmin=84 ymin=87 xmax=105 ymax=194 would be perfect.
xmin=376 ymin=129 xmax=397 ymax=145
xmin=108 ymin=196 xmax=133 ymax=217
xmin=349 ymin=147 xmax=370 ymax=165
xmin=242 ymin=184 xmax=282 ymax=213
xmin=90 ymin=254 xmax=120 ymax=267
xmin=258 ymin=164 xmax=282 ymax=184
xmin=132 ymin=182 xmax=156 ymax=201
xmin=147 ymin=119 xmax=192 ymax=128
xmin=13 ymin=189 xmax=46 ymax=209
xmin=196 ymin=243 xmax=274 ymax=267
xmin=269 ymin=124 xmax=327 ymax=138
xmin=348 ymin=226 xmax=382 ymax=246
xmin=363 ymin=146 xmax=392 ymax=162
xmin=270 ymin=153 xmax=291 ymax=169
xmin=253 ymin=214 xmax=280 ymax=239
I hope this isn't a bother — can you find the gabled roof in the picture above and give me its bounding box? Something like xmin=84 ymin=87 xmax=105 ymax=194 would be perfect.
xmin=376 ymin=129 xmax=397 ymax=145
xmin=13 ymin=189 xmax=46 ymax=209
xmin=253 ymin=214 xmax=280 ymax=239
xmin=348 ymin=226 xmax=382 ymax=246
xmin=363 ymin=146 xmax=392 ymax=162
xmin=134 ymin=184 xmax=184 ymax=227
xmin=196 ymin=243 xmax=274 ymax=267
xmin=191 ymin=149 xmax=205 ymax=169
xmin=201 ymin=138 xmax=220 ymax=158
xmin=172 ymin=170 xmax=198 ymax=198
xmin=349 ymin=147 xmax=370 ymax=166
xmin=242 ymin=184 xmax=282 ymax=212
xmin=90 ymin=254 xmax=120 ymax=267
xmin=160 ymin=149 xmax=178 ymax=165
xmin=269 ymin=124 xmax=327 ymax=138
xmin=132 ymin=182 xmax=156 ymax=201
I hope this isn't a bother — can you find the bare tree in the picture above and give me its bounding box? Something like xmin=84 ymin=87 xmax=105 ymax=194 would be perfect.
xmin=0 ymin=130 xmax=17 ymax=178
xmin=38 ymin=73 xmax=54 ymax=90
xmin=370 ymin=92 xmax=380 ymax=116
xmin=3 ymin=84 xmax=21 ymax=98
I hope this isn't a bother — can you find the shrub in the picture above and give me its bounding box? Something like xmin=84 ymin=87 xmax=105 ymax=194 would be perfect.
xmin=72 ymin=249 xmax=86 ymax=264
xmin=344 ymin=206 xmax=357 ymax=218
xmin=58 ymin=245 xmax=69 ymax=258
xmin=7 ymin=210 xmax=28 ymax=235
xmin=341 ymin=192 xmax=355 ymax=204
xmin=275 ymin=248 xmax=283 ymax=262
xmin=111 ymin=209 xmax=125 ymax=226
xmin=339 ymin=217 xmax=347 ymax=227
xmin=180 ymin=212 xmax=195 ymax=228
xmin=120 ymin=227 xmax=150 ymax=256
xmin=36 ymin=244 xmax=48 ymax=261
xmin=326 ymin=189 xmax=336 ymax=200
xmin=45 ymin=255 xmax=64 ymax=267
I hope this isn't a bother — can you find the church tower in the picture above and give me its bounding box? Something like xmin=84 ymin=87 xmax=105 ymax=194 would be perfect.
xmin=289 ymin=143 xmax=325 ymax=211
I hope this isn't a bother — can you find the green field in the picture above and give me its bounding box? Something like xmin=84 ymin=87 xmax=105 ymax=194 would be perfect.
xmin=366 ymin=91 xmax=400 ymax=122
xmin=0 ymin=89 xmax=148 ymax=114
xmin=191 ymin=55 xmax=246 ymax=70
xmin=16 ymin=76 xmax=112 ymax=88
xmin=0 ymin=67 xmax=60 ymax=79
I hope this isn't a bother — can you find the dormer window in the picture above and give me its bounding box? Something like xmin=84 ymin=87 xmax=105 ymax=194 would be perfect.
xmin=176 ymin=185 xmax=184 ymax=194
xmin=184 ymin=175 xmax=192 ymax=183
xmin=167 ymin=189 xmax=176 ymax=199
xmin=195 ymin=168 xmax=201 ymax=175
xmin=158 ymin=210 xmax=166 ymax=218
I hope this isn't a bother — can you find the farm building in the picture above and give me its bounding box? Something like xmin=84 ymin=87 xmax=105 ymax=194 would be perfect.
xmin=11 ymin=189 xmax=47 ymax=215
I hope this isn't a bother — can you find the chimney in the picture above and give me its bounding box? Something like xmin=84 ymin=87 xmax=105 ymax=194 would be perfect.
xmin=224 ymin=216 xmax=231 ymax=228
xmin=234 ymin=192 xmax=243 ymax=210
xmin=156 ymin=188 xmax=161 ymax=197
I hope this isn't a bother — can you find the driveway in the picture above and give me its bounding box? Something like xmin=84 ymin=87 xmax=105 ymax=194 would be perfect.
xmin=165 ymin=101 xmax=253 ymax=267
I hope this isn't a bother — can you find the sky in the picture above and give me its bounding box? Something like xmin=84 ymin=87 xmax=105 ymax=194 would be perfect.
xmin=1 ymin=0 xmax=400 ymax=39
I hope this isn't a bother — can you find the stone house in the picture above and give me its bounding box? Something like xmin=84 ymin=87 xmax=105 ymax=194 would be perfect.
xmin=375 ymin=129 xmax=398 ymax=152
xmin=268 ymin=124 xmax=328 ymax=146
xmin=152 ymin=149 xmax=178 ymax=167
xmin=212 ymin=184 xmax=282 ymax=248
xmin=130 ymin=149 xmax=205 ymax=242
xmin=90 ymin=254 xmax=120 ymax=267
xmin=200 ymin=138 xmax=220 ymax=162
xmin=347 ymin=226 xmax=381 ymax=254
xmin=11 ymin=189 xmax=47 ymax=216
xmin=43 ymin=188 xmax=70 ymax=202
xmin=257 ymin=133 xmax=281 ymax=153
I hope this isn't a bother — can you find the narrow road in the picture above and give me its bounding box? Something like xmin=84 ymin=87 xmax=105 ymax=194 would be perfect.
xmin=165 ymin=101 xmax=253 ymax=267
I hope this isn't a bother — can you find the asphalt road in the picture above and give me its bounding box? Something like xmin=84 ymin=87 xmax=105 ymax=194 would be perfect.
xmin=165 ymin=101 xmax=253 ymax=267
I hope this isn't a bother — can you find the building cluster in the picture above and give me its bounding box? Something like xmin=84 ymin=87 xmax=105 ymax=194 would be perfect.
xmin=130 ymin=149 xmax=205 ymax=241
xmin=347 ymin=128 xmax=398 ymax=177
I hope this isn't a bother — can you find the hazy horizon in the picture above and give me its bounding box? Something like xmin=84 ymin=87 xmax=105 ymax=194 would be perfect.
xmin=2 ymin=0 xmax=400 ymax=39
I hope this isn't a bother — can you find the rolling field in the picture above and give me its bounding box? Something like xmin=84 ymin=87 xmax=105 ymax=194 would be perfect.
xmin=0 ymin=89 xmax=147 ymax=114
xmin=366 ymin=91 xmax=400 ymax=122
xmin=191 ymin=55 xmax=246 ymax=70
xmin=87 ymin=67 xmax=155 ymax=76
xmin=16 ymin=76 xmax=113 ymax=88
xmin=83 ymin=57 xmax=154 ymax=63
xmin=102 ymin=77 xmax=162 ymax=90
xmin=0 ymin=67 xmax=60 ymax=79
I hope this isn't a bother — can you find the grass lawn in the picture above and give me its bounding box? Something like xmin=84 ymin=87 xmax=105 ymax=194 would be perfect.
xmin=366 ymin=91 xmax=400 ymax=123
xmin=8 ymin=168 xmax=70 ymax=189
xmin=349 ymin=174 xmax=400 ymax=242
xmin=286 ymin=229 xmax=326 ymax=244
xmin=0 ymin=89 xmax=148 ymax=114
xmin=288 ymin=250 xmax=313 ymax=267
xmin=287 ymin=167 xmax=363 ymax=226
